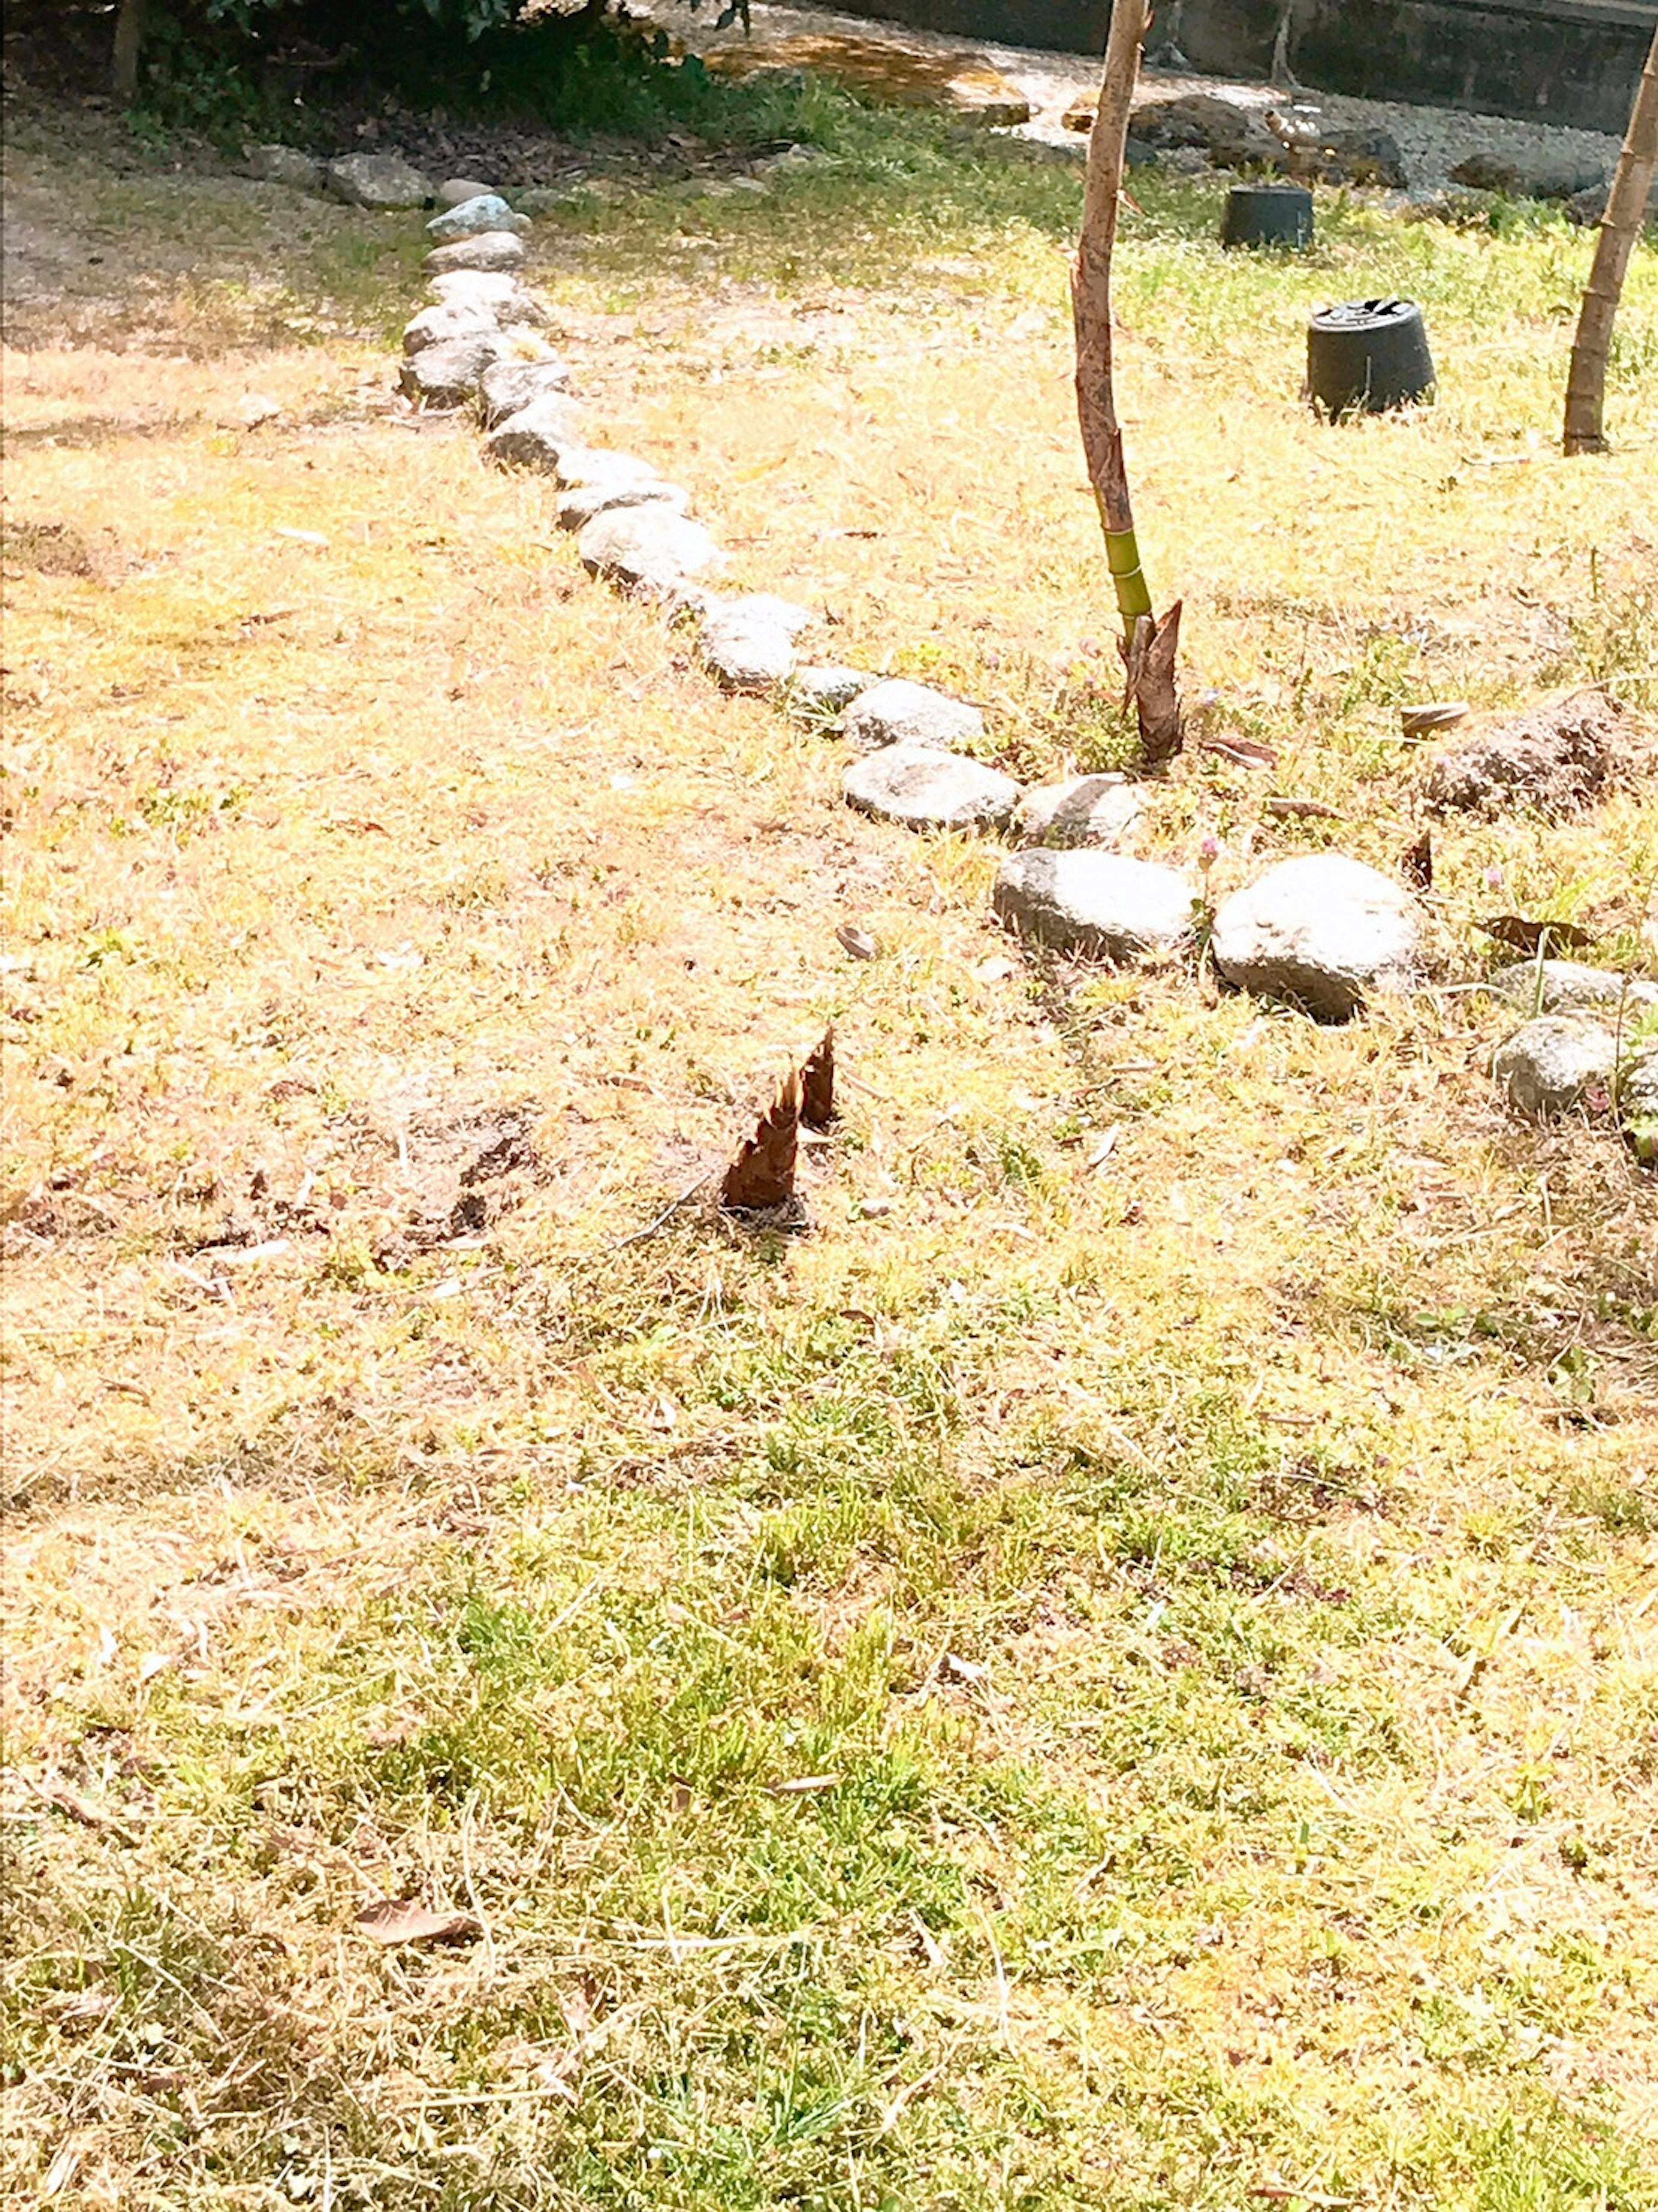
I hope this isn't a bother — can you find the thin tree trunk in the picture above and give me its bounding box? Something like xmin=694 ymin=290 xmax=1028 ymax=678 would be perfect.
xmin=1564 ymin=22 xmax=1658 ymax=456
xmin=1074 ymin=0 xmax=1182 ymax=764
xmin=1269 ymin=3 xmax=1300 ymax=89
xmin=112 ymin=0 xmax=149 ymax=101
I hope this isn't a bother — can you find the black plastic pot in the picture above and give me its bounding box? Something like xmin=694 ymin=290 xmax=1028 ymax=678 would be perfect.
xmin=1221 ymin=183 xmax=1314 ymax=250
xmin=1307 ymin=297 xmax=1436 ymax=415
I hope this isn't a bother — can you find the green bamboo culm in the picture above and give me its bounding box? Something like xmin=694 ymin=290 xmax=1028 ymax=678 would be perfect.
xmin=1103 ymin=526 xmax=1153 ymax=635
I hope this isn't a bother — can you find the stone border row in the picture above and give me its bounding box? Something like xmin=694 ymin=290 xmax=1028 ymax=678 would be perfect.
xmin=393 ymin=192 xmax=1658 ymax=1149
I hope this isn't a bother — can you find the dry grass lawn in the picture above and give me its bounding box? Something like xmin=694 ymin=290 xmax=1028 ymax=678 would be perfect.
xmin=3 ymin=92 xmax=1658 ymax=2212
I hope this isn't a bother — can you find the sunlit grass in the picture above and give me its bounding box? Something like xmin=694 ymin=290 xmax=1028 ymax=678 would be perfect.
xmin=2 ymin=87 xmax=1656 ymax=2212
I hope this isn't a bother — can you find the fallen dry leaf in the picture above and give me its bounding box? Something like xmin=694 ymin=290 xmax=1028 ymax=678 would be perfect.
xmin=1202 ymin=733 xmax=1278 ymax=770
xmin=354 ymin=1898 xmax=481 ymax=1947
xmin=910 ymin=1912 xmax=949 ymax=1972
xmin=41 ymin=2142 xmax=84 ymax=2200
xmin=1400 ymin=700 xmax=1469 ymax=738
xmin=1085 ymin=1128 xmax=1121 ymax=1170
xmin=835 ymin=923 xmax=877 ymax=960
xmin=1264 ymin=795 xmax=1342 ymax=821
xmin=1476 ymin=914 xmax=1594 ymax=954
xmin=767 ymin=1774 xmax=840 ymax=1796
xmin=18 ymin=1774 xmax=138 ymax=1848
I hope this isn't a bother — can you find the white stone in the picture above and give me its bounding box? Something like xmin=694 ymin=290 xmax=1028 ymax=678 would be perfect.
xmin=578 ymin=507 xmax=724 ymax=595
xmin=437 ymin=176 xmax=497 ymax=207
xmin=1618 ymin=1049 xmax=1658 ymax=1160
xmin=326 ymin=152 xmax=434 ymax=209
xmin=1212 ymin=854 xmax=1422 ymax=1020
xmin=399 ymin=333 xmax=509 ymax=408
xmin=842 ymin=678 xmax=984 ymax=752
xmin=1492 ymin=1017 xmax=1617 ymax=1118
xmin=402 ymin=302 xmax=499 ymax=357
xmin=557 ymin=479 xmax=690 ymax=530
xmin=426 ymin=231 xmax=528 ymax=276
xmin=1485 ymin=960 xmax=1658 ymax=1018
xmin=553 ymin=447 xmax=661 ymax=492
xmin=698 ymin=596 xmax=815 ymax=692
xmin=845 ymin=745 xmax=1020 ymax=833
xmin=1019 ymin=774 xmax=1145 ymax=849
xmin=478 ymin=357 xmax=574 ymax=426
xmin=430 ymin=271 xmax=536 ymax=318
xmin=993 ymin=848 xmax=1195 ymax=957
xmin=483 ymin=395 xmax=586 ymax=469
xmin=427 ymin=194 xmax=528 ymax=241
xmin=244 ymin=144 xmax=325 ymax=192
xmin=792 ymin=665 xmax=875 ymax=712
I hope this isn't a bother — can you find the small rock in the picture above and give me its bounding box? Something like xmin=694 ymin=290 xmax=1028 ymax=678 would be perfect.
xmin=1617 ymin=1048 xmax=1658 ymax=1160
xmin=1212 ymin=854 xmax=1421 ymax=1020
xmin=578 ymin=507 xmax=724 ymax=595
xmin=437 ymin=176 xmax=497 ymax=207
xmin=699 ymin=595 xmax=816 ymax=691
xmin=482 ymin=395 xmax=586 ymax=470
xmin=554 ymin=447 xmax=662 ymax=493
xmin=1485 ymin=960 xmax=1658 ymax=1018
xmin=792 ymin=665 xmax=876 ymax=713
xmin=939 ymin=66 xmax=1030 ymax=126
xmin=845 ymin=745 xmax=1020 ymax=834
xmin=325 ymin=151 xmax=435 ymax=209
xmin=426 ymin=231 xmax=528 ymax=276
xmin=1132 ymin=94 xmax=1284 ymax=170
xmin=1308 ymin=121 xmax=1406 ymax=189
xmin=1450 ymin=149 xmax=1609 ymax=201
xmin=243 ymin=144 xmax=325 ymax=192
xmin=1492 ymin=1017 xmax=1616 ymax=1118
xmin=1019 ymin=775 xmax=1145 ymax=849
xmin=427 ymin=194 xmax=529 ymax=241
xmin=403 ymin=301 xmax=499 ymax=358
xmin=557 ymin=479 xmax=690 ymax=530
xmin=755 ymin=143 xmax=830 ymax=174
xmin=993 ymin=848 xmax=1195 ymax=957
xmin=477 ymin=356 xmax=575 ymax=426
xmin=842 ymin=678 xmax=984 ymax=752
xmin=399 ymin=333 xmax=508 ymax=409
xmin=1426 ymin=689 xmax=1629 ymax=817
xmin=430 ymin=271 xmax=541 ymax=320
xmin=516 ymin=179 xmax=633 ymax=215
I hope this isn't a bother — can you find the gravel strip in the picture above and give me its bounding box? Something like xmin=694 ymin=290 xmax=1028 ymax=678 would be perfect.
xmin=645 ymin=0 xmax=1622 ymax=194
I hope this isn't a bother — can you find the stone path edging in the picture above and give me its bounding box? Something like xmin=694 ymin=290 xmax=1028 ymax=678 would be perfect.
xmin=390 ymin=188 xmax=1656 ymax=1155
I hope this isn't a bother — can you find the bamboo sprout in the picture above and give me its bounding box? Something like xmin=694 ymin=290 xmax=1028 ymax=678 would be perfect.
xmin=1564 ymin=23 xmax=1658 ymax=456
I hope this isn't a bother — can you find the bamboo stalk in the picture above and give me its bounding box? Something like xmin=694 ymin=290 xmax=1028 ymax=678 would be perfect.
xmin=1564 ymin=23 xmax=1658 ymax=456
xmin=1073 ymin=0 xmax=1183 ymax=763
xmin=1074 ymin=0 xmax=1150 ymax=638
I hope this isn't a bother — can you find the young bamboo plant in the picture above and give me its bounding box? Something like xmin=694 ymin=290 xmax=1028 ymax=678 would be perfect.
xmin=1074 ymin=0 xmax=1183 ymax=763
xmin=1564 ymin=22 xmax=1658 ymax=456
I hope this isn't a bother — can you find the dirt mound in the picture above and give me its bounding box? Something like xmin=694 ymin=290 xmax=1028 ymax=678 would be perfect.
xmin=1424 ymin=688 xmax=1634 ymax=817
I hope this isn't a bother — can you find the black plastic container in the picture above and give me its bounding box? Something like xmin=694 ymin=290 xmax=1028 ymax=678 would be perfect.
xmin=1307 ymin=297 xmax=1436 ymax=415
xmin=1221 ymin=183 xmax=1314 ymax=250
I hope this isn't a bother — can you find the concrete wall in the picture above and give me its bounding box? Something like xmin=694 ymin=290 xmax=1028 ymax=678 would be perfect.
xmin=823 ymin=0 xmax=1658 ymax=132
